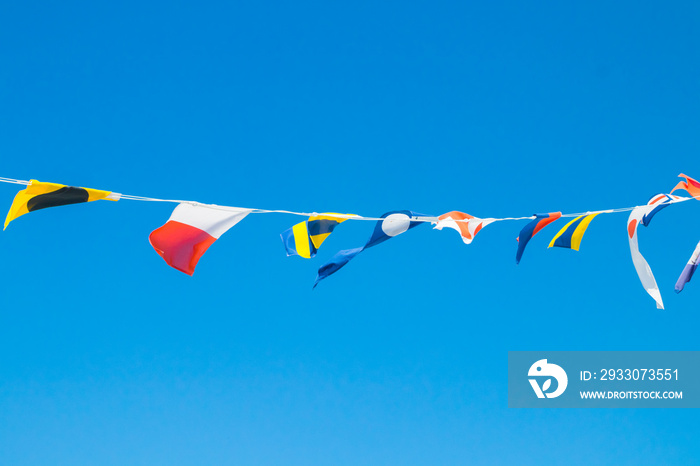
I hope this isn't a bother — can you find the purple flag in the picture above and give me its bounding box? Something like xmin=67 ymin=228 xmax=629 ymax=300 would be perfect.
xmin=676 ymin=241 xmax=700 ymax=293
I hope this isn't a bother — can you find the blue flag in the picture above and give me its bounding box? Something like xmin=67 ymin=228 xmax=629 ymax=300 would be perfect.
xmin=314 ymin=210 xmax=425 ymax=288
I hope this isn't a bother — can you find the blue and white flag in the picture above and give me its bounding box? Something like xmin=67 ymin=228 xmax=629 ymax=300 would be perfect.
xmin=314 ymin=210 xmax=426 ymax=288
xmin=640 ymin=194 xmax=681 ymax=227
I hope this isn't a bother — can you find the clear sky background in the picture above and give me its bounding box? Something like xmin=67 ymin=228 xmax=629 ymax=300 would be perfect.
xmin=1 ymin=1 xmax=699 ymax=464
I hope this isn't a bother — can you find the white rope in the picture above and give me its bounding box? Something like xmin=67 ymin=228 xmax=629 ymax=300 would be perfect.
xmin=0 ymin=176 xmax=696 ymax=225
xmin=0 ymin=177 xmax=30 ymax=185
xmin=119 ymin=194 xmax=187 ymax=203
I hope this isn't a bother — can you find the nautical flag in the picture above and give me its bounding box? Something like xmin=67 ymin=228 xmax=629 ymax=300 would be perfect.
xmin=627 ymin=204 xmax=664 ymax=309
xmin=149 ymin=203 xmax=251 ymax=275
xmin=671 ymin=173 xmax=700 ymax=199
xmin=675 ymin=241 xmax=700 ymax=293
xmin=314 ymin=210 xmax=425 ymax=287
xmin=4 ymin=179 xmax=120 ymax=230
xmin=434 ymin=211 xmax=495 ymax=244
xmin=548 ymin=213 xmax=600 ymax=251
xmin=281 ymin=213 xmax=354 ymax=259
xmin=515 ymin=212 xmax=561 ymax=264
xmin=640 ymin=193 xmax=681 ymax=227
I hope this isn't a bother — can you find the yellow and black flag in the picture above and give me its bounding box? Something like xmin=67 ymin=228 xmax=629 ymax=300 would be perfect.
xmin=4 ymin=180 xmax=120 ymax=230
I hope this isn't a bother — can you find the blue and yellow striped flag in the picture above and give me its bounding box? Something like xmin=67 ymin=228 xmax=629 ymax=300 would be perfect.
xmin=281 ymin=213 xmax=354 ymax=259
xmin=548 ymin=213 xmax=600 ymax=251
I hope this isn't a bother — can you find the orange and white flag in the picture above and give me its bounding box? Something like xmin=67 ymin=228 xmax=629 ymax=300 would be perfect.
xmin=434 ymin=211 xmax=495 ymax=244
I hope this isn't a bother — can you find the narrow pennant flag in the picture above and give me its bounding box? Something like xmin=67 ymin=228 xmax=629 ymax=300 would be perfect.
xmin=434 ymin=211 xmax=495 ymax=244
xmin=548 ymin=213 xmax=600 ymax=251
xmin=281 ymin=213 xmax=355 ymax=259
xmin=627 ymin=204 xmax=664 ymax=309
xmin=671 ymin=173 xmax=700 ymax=199
xmin=314 ymin=210 xmax=425 ymax=287
xmin=4 ymin=179 xmax=120 ymax=230
xmin=149 ymin=203 xmax=251 ymax=275
xmin=676 ymin=241 xmax=700 ymax=293
xmin=515 ymin=212 xmax=561 ymax=264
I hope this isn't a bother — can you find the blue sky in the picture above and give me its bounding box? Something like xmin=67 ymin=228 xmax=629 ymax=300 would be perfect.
xmin=1 ymin=1 xmax=699 ymax=464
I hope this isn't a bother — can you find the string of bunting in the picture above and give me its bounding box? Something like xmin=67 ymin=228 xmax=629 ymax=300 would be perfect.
xmin=1 ymin=174 xmax=699 ymax=307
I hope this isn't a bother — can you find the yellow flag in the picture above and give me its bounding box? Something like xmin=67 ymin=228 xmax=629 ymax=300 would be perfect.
xmin=4 ymin=180 xmax=119 ymax=229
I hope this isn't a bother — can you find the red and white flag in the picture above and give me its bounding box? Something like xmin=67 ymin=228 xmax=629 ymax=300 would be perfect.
xmin=149 ymin=203 xmax=251 ymax=275
xmin=627 ymin=204 xmax=664 ymax=309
